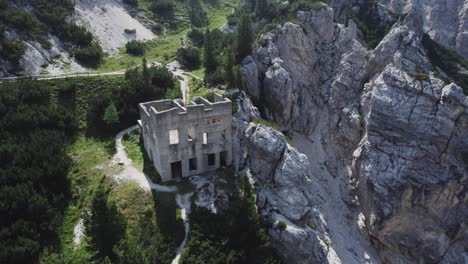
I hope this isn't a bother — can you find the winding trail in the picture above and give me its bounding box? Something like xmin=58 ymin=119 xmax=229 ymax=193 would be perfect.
xmin=113 ymin=126 xmax=192 ymax=264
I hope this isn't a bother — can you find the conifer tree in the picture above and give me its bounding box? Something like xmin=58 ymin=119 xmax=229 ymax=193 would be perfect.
xmin=203 ymin=29 xmax=218 ymax=73
xmin=255 ymin=0 xmax=268 ymax=18
xmin=236 ymin=14 xmax=253 ymax=63
xmin=224 ymin=49 xmax=235 ymax=87
xmin=189 ymin=0 xmax=208 ymax=27
xmin=85 ymin=184 xmax=126 ymax=261
xmin=103 ymin=102 xmax=119 ymax=125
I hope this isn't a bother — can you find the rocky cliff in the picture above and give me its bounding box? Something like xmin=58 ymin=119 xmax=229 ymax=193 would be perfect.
xmin=238 ymin=4 xmax=467 ymax=264
xmin=324 ymin=0 xmax=468 ymax=59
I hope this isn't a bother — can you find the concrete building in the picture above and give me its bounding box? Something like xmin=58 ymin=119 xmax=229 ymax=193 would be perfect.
xmin=138 ymin=94 xmax=233 ymax=182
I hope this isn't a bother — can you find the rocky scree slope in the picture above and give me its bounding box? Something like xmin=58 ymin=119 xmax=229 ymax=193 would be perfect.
xmin=0 ymin=0 xmax=154 ymax=77
xmin=239 ymin=5 xmax=467 ymax=264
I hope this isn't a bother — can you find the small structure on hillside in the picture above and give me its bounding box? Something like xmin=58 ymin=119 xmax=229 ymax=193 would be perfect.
xmin=138 ymin=94 xmax=233 ymax=182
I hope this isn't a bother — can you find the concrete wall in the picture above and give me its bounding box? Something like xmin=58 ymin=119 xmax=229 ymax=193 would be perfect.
xmin=139 ymin=95 xmax=232 ymax=181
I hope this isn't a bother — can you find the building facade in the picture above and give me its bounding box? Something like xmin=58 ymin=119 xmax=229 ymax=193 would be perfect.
xmin=138 ymin=94 xmax=232 ymax=182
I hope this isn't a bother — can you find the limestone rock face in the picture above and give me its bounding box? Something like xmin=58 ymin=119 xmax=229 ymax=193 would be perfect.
xmin=324 ymin=0 xmax=468 ymax=59
xmin=232 ymin=119 xmax=329 ymax=264
xmin=297 ymin=6 xmax=335 ymax=42
xmin=355 ymin=66 xmax=468 ymax=264
xmin=233 ymin=95 xmax=379 ymax=264
xmin=239 ymin=3 xmax=468 ymax=263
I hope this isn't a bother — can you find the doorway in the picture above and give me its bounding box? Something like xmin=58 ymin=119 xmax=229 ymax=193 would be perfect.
xmin=220 ymin=151 xmax=227 ymax=166
xmin=171 ymin=161 xmax=182 ymax=179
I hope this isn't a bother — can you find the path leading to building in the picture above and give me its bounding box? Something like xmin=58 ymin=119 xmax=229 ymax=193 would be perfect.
xmin=167 ymin=61 xmax=202 ymax=103
xmin=113 ymin=126 xmax=192 ymax=264
xmin=113 ymin=125 xmax=177 ymax=192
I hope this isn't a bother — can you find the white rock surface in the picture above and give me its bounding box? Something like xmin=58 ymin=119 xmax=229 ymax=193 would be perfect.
xmin=73 ymin=0 xmax=155 ymax=54
xmin=73 ymin=218 xmax=84 ymax=246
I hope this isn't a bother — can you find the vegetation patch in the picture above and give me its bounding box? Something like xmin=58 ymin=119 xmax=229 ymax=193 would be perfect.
xmin=290 ymin=0 xmax=327 ymax=13
xmin=277 ymin=221 xmax=287 ymax=231
xmin=252 ymin=117 xmax=281 ymax=131
xmin=307 ymin=219 xmax=318 ymax=230
xmin=422 ymin=34 xmax=468 ymax=93
xmin=407 ymin=72 xmax=430 ymax=81
xmin=122 ymin=129 xmax=145 ymax=170
xmin=126 ymin=40 xmax=146 ymax=56
xmin=346 ymin=2 xmax=397 ymax=49
xmin=0 ymin=79 xmax=78 ymax=263
xmin=180 ymin=177 xmax=282 ymax=264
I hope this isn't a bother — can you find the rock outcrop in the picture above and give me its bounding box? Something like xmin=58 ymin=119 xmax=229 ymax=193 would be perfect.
xmin=233 ymin=93 xmax=379 ymax=264
xmin=324 ymin=0 xmax=468 ymax=59
xmin=239 ymin=4 xmax=468 ymax=264
xmin=355 ymin=66 xmax=468 ymax=264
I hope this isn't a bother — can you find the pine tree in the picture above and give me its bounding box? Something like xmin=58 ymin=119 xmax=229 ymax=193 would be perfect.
xmin=85 ymin=184 xmax=126 ymax=261
xmin=255 ymin=0 xmax=268 ymax=19
xmin=243 ymin=0 xmax=256 ymax=12
xmin=103 ymin=102 xmax=119 ymax=125
xmin=142 ymin=57 xmax=150 ymax=86
xmin=236 ymin=14 xmax=253 ymax=63
xmin=203 ymin=29 xmax=218 ymax=73
xmin=224 ymin=49 xmax=235 ymax=87
xmin=189 ymin=0 xmax=208 ymax=27
xmin=114 ymin=236 xmax=148 ymax=264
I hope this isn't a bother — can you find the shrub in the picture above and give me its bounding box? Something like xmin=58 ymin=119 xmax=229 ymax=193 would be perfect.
xmin=187 ymin=28 xmax=205 ymax=47
xmin=277 ymin=221 xmax=287 ymax=231
xmin=126 ymin=40 xmax=145 ymax=56
xmin=74 ymin=42 xmax=103 ymax=68
xmin=307 ymin=219 xmax=317 ymax=230
xmin=1 ymin=39 xmax=26 ymax=62
xmin=151 ymin=64 xmax=175 ymax=90
xmin=422 ymin=34 xmax=468 ymax=92
xmin=60 ymin=23 xmax=94 ymax=47
xmin=346 ymin=2 xmax=396 ymax=49
xmin=165 ymin=83 xmax=182 ymax=99
xmin=123 ymin=0 xmax=138 ymax=5
xmin=252 ymin=117 xmax=280 ymax=131
xmin=176 ymin=46 xmax=201 ymax=69
xmin=407 ymin=72 xmax=430 ymax=81
xmin=189 ymin=0 xmax=208 ymax=28
xmin=204 ymin=69 xmax=225 ymax=86
xmin=290 ymin=0 xmax=326 ymax=13
xmin=151 ymin=0 xmax=174 ymax=12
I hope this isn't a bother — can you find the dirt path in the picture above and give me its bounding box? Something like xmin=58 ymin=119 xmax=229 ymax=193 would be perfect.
xmin=171 ymin=192 xmax=193 ymax=264
xmin=167 ymin=61 xmax=203 ymax=103
xmin=113 ymin=126 xmax=192 ymax=264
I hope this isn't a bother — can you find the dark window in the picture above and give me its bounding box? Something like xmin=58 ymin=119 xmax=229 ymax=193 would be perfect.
xmin=189 ymin=158 xmax=197 ymax=171
xmin=208 ymin=153 xmax=216 ymax=166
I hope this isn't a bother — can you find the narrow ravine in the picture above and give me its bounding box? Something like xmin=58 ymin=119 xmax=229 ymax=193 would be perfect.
xmin=113 ymin=126 xmax=192 ymax=264
xmin=292 ymin=117 xmax=379 ymax=263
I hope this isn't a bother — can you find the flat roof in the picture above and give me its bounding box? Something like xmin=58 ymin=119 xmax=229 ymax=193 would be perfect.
xmin=139 ymin=94 xmax=230 ymax=115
